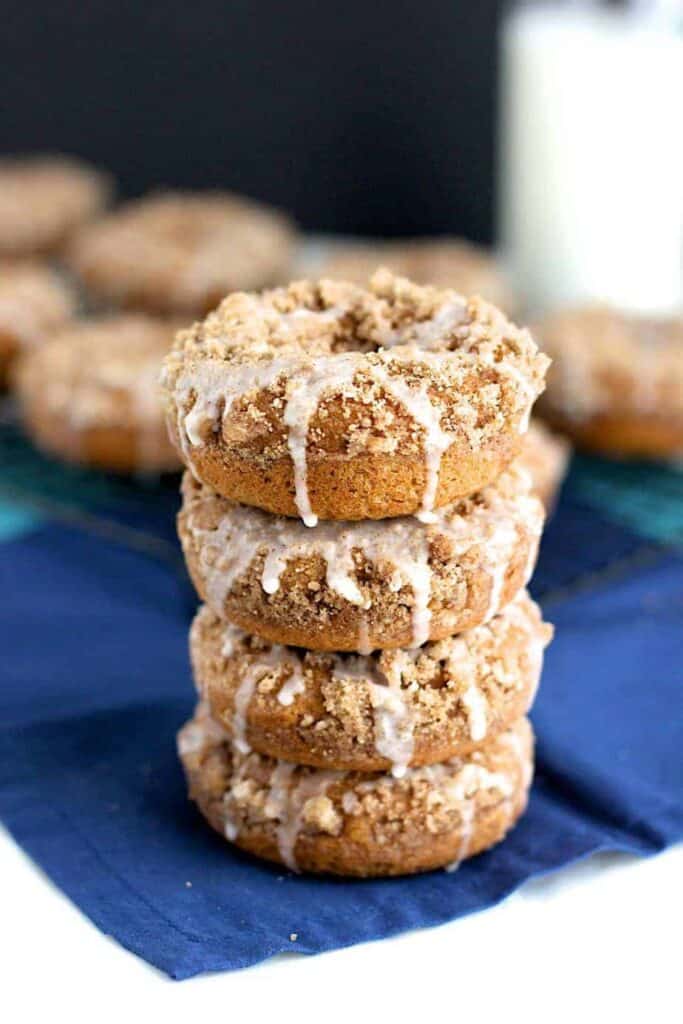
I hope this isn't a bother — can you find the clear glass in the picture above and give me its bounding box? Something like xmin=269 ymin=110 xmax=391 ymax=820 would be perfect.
xmin=497 ymin=0 xmax=683 ymax=314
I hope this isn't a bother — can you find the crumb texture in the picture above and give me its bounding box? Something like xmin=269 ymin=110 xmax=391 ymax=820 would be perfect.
xmin=163 ymin=270 xmax=549 ymax=518
xmin=179 ymin=459 xmax=545 ymax=650
xmin=190 ymin=591 xmax=552 ymax=774
xmin=178 ymin=706 xmax=534 ymax=876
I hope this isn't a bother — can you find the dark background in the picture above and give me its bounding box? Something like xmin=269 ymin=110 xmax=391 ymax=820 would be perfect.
xmin=0 ymin=1 xmax=503 ymax=240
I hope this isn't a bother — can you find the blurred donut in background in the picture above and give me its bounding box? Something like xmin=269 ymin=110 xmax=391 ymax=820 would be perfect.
xmin=66 ymin=191 xmax=297 ymax=318
xmin=519 ymin=419 xmax=571 ymax=514
xmin=315 ymin=238 xmax=517 ymax=316
xmin=15 ymin=314 xmax=183 ymax=474
xmin=0 ymin=155 xmax=112 ymax=257
xmin=534 ymin=307 xmax=683 ymax=462
xmin=0 ymin=261 xmax=76 ymax=388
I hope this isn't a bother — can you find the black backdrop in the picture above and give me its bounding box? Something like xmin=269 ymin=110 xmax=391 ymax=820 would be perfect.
xmin=1 ymin=1 xmax=503 ymax=240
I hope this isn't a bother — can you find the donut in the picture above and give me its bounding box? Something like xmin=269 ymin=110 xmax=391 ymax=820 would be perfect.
xmin=519 ymin=419 xmax=570 ymax=513
xmin=162 ymin=270 xmax=549 ymax=522
xmin=66 ymin=191 xmax=297 ymax=317
xmin=0 ymin=155 xmax=111 ymax=257
xmin=0 ymin=261 xmax=76 ymax=388
xmin=189 ymin=592 xmax=551 ymax=775
xmin=15 ymin=314 xmax=182 ymax=473
xmin=314 ymin=237 xmax=517 ymax=315
xmin=179 ymin=459 xmax=544 ymax=651
xmin=534 ymin=306 xmax=683 ymax=460
xmin=178 ymin=705 xmax=534 ymax=876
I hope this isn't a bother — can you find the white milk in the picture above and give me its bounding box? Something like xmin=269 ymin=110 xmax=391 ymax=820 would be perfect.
xmin=498 ymin=2 xmax=683 ymax=314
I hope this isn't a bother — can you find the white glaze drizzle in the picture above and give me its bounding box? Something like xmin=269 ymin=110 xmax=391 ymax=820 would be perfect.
xmin=445 ymin=801 xmax=476 ymax=872
xmin=176 ymin=354 xmax=300 ymax=466
xmin=277 ymin=670 xmax=306 ymax=707
xmin=263 ymin=761 xmax=296 ymax=862
xmin=444 ymin=637 xmax=489 ymax=743
xmin=168 ymin=285 xmax=543 ymax=526
xmin=498 ymin=728 xmax=533 ymax=791
xmin=223 ymin=624 xmax=305 ymax=752
xmin=223 ymin=752 xmax=251 ymax=842
xmin=266 ymin=763 xmax=342 ymax=872
xmin=187 ymin=494 xmax=446 ymax=648
xmin=442 ymin=762 xmax=515 ymax=872
xmin=281 ymin=352 xmax=362 ymax=527
xmin=498 ymin=359 xmax=537 ymax=434
xmin=177 ymin=704 xmax=226 ymax=756
xmin=332 ymin=652 xmax=416 ymax=778
xmin=480 ymin=518 xmax=520 ymax=622
xmin=183 ymin=707 xmax=529 ymax=871
xmin=436 ymin=502 xmax=526 ymax=625
xmin=370 ymin=649 xmax=417 ymax=777
xmin=504 ymin=599 xmax=548 ymax=714
xmin=223 ymin=816 xmax=240 ymax=842
xmin=370 ymin=357 xmax=454 ymax=522
xmin=177 ymin=704 xmax=244 ymax=841
xmin=185 ymin=467 xmax=543 ymax=652
xmin=216 ymin=606 xmax=542 ymax=784
xmin=231 ymin=671 xmax=258 ymax=755
xmin=459 ymin=683 xmax=488 ymax=743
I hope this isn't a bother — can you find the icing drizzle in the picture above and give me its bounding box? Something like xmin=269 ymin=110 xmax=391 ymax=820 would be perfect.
xmin=169 ymin=290 xmax=541 ymax=524
xmin=184 ymin=465 xmax=543 ymax=651
xmin=222 ymin=624 xmax=305 ymax=753
xmin=180 ymin=709 xmax=530 ymax=874
xmin=264 ymin=762 xmax=342 ymax=871
xmin=332 ymin=651 xmax=417 ymax=778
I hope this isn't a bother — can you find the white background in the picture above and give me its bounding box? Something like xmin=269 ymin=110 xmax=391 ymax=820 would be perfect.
xmin=2 ymin=825 xmax=680 ymax=1023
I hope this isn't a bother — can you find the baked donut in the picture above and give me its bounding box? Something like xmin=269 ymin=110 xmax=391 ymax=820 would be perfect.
xmin=189 ymin=592 xmax=551 ymax=775
xmin=66 ymin=191 xmax=296 ymax=317
xmin=519 ymin=419 xmax=570 ymax=513
xmin=16 ymin=314 xmax=182 ymax=473
xmin=162 ymin=271 xmax=549 ymax=522
xmin=0 ymin=261 xmax=76 ymax=388
xmin=178 ymin=704 xmax=534 ymax=876
xmin=535 ymin=306 xmax=683 ymax=460
xmin=179 ymin=460 xmax=544 ymax=651
xmin=0 ymin=155 xmax=111 ymax=257
xmin=315 ymin=237 xmax=517 ymax=315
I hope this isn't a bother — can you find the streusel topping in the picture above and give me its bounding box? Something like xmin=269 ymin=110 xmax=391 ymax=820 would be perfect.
xmin=164 ymin=271 xmax=549 ymax=523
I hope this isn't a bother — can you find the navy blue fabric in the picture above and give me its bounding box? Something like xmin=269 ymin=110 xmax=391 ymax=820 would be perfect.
xmin=0 ymin=498 xmax=682 ymax=979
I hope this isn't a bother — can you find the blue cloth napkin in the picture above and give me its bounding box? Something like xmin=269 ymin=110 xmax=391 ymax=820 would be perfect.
xmin=0 ymin=488 xmax=682 ymax=979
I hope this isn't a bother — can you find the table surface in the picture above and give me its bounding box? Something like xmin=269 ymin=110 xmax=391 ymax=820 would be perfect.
xmin=2 ymin=823 xmax=679 ymax=1021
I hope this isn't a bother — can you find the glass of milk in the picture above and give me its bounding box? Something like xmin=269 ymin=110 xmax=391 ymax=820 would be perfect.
xmin=498 ymin=1 xmax=683 ymax=314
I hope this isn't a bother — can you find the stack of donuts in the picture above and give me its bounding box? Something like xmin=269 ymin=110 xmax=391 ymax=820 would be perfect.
xmin=162 ymin=269 xmax=554 ymax=877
